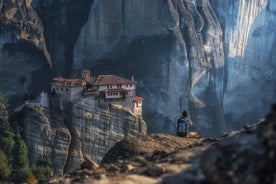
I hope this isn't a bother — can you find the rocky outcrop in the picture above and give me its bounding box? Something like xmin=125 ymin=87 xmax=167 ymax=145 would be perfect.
xmin=23 ymin=106 xmax=71 ymax=175
xmin=0 ymin=0 xmax=51 ymax=66
xmin=74 ymin=0 xmax=225 ymax=136
xmin=0 ymin=0 xmax=52 ymax=102
xmin=200 ymin=105 xmax=276 ymax=184
xmin=23 ymin=96 xmax=146 ymax=175
xmin=1 ymin=0 xmax=275 ymax=136
xmin=44 ymin=134 xmax=213 ymax=184
xmin=211 ymin=0 xmax=276 ymax=129
xmin=43 ymin=104 xmax=276 ymax=184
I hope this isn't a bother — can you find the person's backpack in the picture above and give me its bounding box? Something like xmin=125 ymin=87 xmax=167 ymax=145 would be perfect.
xmin=177 ymin=118 xmax=189 ymax=136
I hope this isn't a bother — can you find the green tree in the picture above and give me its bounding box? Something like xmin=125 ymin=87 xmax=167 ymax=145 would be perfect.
xmin=0 ymin=149 xmax=11 ymax=180
xmin=0 ymin=93 xmax=8 ymax=107
xmin=0 ymin=93 xmax=8 ymax=115
xmin=12 ymin=135 xmax=31 ymax=183
xmin=34 ymin=154 xmax=52 ymax=180
xmin=0 ymin=130 xmax=15 ymax=158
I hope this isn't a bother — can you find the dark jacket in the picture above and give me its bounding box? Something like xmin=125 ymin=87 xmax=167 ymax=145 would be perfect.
xmin=177 ymin=117 xmax=192 ymax=137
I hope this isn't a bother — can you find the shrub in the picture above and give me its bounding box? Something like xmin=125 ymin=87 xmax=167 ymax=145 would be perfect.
xmin=0 ymin=149 xmax=11 ymax=180
xmin=34 ymin=154 xmax=53 ymax=180
xmin=0 ymin=94 xmax=8 ymax=108
xmin=0 ymin=130 xmax=15 ymax=157
xmin=12 ymin=135 xmax=31 ymax=183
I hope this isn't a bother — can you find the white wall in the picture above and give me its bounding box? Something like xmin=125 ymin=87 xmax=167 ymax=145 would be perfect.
xmin=98 ymin=84 xmax=136 ymax=92
xmin=105 ymin=91 xmax=122 ymax=99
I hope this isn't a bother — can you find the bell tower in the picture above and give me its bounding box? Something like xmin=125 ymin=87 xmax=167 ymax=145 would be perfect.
xmin=82 ymin=69 xmax=91 ymax=80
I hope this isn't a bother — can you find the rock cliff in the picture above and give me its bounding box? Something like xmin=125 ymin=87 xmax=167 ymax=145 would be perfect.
xmin=0 ymin=0 xmax=51 ymax=65
xmin=23 ymin=96 xmax=146 ymax=175
xmin=74 ymin=0 xmax=226 ymax=136
xmin=0 ymin=0 xmax=275 ymax=136
xmin=211 ymin=0 xmax=276 ymax=130
xmin=43 ymin=103 xmax=276 ymax=184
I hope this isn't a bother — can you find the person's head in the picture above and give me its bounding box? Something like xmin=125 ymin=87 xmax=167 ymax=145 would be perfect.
xmin=182 ymin=110 xmax=189 ymax=118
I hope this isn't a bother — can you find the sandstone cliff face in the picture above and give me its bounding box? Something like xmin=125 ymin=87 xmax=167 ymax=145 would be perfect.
xmin=0 ymin=0 xmax=52 ymax=105
xmin=74 ymin=0 xmax=225 ymax=135
xmin=23 ymin=96 xmax=146 ymax=175
xmin=0 ymin=0 xmax=51 ymax=65
xmin=44 ymin=104 xmax=276 ymax=184
xmin=0 ymin=0 xmax=275 ymax=136
xmin=211 ymin=0 xmax=276 ymax=129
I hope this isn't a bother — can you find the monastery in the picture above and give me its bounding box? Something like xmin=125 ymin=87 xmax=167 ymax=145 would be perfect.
xmin=51 ymin=69 xmax=143 ymax=115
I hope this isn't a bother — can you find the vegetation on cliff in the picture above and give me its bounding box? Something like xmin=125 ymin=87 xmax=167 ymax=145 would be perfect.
xmin=0 ymin=130 xmax=31 ymax=183
xmin=0 ymin=94 xmax=53 ymax=183
xmin=34 ymin=155 xmax=53 ymax=181
xmin=0 ymin=93 xmax=8 ymax=114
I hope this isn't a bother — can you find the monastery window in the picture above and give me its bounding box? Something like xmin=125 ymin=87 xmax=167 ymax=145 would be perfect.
xmin=66 ymin=88 xmax=69 ymax=91
xmin=61 ymin=88 xmax=63 ymax=91
xmin=126 ymin=84 xmax=128 ymax=87
xmin=117 ymin=84 xmax=121 ymax=88
xmin=130 ymin=84 xmax=132 ymax=87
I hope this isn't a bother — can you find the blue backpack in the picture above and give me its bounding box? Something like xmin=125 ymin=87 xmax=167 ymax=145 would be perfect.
xmin=177 ymin=118 xmax=189 ymax=136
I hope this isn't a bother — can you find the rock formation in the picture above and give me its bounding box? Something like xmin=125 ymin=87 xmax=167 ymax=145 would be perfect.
xmin=0 ymin=0 xmax=51 ymax=65
xmin=42 ymin=103 xmax=276 ymax=184
xmin=0 ymin=0 xmax=275 ymax=136
xmin=23 ymin=96 xmax=146 ymax=175
xmin=211 ymin=0 xmax=276 ymax=130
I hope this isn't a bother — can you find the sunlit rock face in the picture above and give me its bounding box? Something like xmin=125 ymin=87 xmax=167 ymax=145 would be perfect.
xmin=0 ymin=0 xmax=51 ymax=65
xmin=0 ymin=0 xmax=275 ymax=136
xmin=74 ymin=0 xmax=225 ymax=136
xmin=23 ymin=96 xmax=146 ymax=175
xmin=0 ymin=0 xmax=51 ymax=105
xmin=211 ymin=0 xmax=276 ymax=130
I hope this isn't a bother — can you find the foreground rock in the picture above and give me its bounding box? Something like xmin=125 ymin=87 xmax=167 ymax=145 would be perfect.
xmin=44 ymin=134 xmax=215 ymax=184
xmin=44 ymin=104 xmax=276 ymax=184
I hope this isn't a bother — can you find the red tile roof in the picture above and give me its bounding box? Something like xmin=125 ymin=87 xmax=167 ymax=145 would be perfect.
xmin=134 ymin=96 xmax=143 ymax=102
xmin=93 ymin=75 xmax=136 ymax=86
xmin=52 ymin=77 xmax=84 ymax=87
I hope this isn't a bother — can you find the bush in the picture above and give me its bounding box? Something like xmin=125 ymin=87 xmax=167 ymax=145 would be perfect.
xmin=34 ymin=154 xmax=53 ymax=180
xmin=34 ymin=166 xmax=52 ymax=181
xmin=0 ymin=94 xmax=8 ymax=108
xmin=0 ymin=149 xmax=11 ymax=180
xmin=0 ymin=130 xmax=15 ymax=157
xmin=13 ymin=167 xmax=31 ymax=183
xmin=12 ymin=135 xmax=31 ymax=183
xmin=0 ymin=130 xmax=32 ymax=183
